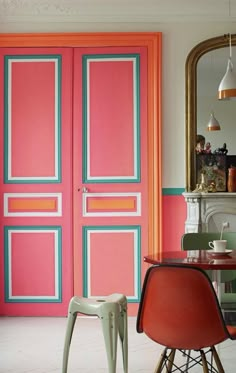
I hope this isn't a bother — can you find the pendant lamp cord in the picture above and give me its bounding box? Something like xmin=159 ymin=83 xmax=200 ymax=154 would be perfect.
xmin=228 ymin=33 xmax=233 ymax=69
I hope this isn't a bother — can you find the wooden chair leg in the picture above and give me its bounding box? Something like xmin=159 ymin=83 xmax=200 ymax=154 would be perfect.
xmin=154 ymin=347 xmax=168 ymax=373
xmin=200 ymin=350 xmax=209 ymax=373
xmin=212 ymin=346 xmax=225 ymax=373
xmin=165 ymin=349 xmax=176 ymax=373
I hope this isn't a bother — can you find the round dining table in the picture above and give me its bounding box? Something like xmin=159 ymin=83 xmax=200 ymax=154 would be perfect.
xmin=144 ymin=250 xmax=236 ymax=302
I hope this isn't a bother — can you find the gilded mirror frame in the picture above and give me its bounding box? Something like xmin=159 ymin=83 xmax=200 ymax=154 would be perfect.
xmin=185 ymin=33 xmax=236 ymax=192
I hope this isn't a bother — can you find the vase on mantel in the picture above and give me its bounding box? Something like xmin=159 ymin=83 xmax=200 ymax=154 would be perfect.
xmin=227 ymin=166 xmax=236 ymax=192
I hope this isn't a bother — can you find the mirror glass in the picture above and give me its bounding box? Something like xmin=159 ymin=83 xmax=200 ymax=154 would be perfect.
xmin=197 ymin=47 xmax=236 ymax=155
xmin=185 ymin=34 xmax=236 ymax=192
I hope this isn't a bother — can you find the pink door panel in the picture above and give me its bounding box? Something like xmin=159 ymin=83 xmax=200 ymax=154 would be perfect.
xmin=0 ymin=47 xmax=73 ymax=316
xmin=73 ymin=47 xmax=148 ymax=315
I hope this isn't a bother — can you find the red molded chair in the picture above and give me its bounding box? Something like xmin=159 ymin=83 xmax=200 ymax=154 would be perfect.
xmin=137 ymin=264 xmax=236 ymax=372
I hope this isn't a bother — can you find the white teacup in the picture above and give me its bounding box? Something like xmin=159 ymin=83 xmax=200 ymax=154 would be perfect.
xmin=208 ymin=240 xmax=227 ymax=252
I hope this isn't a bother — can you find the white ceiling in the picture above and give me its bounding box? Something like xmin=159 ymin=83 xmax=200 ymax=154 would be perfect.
xmin=1 ymin=0 xmax=236 ymax=24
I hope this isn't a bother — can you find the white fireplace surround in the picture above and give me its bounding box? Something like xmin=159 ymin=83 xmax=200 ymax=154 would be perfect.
xmin=183 ymin=192 xmax=236 ymax=234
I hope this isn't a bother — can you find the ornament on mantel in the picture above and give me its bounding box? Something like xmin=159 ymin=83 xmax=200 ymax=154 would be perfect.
xmin=193 ymin=172 xmax=209 ymax=193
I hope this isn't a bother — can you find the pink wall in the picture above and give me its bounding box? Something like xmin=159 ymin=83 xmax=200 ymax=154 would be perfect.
xmin=162 ymin=195 xmax=187 ymax=252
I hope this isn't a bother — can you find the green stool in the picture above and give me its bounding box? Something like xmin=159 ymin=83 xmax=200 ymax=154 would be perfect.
xmin=62 ymin=293 xmax=128 ymax=373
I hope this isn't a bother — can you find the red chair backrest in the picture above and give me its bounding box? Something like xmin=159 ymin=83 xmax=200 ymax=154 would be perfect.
xmin=137 ymin=264 xmax=230 ymax=350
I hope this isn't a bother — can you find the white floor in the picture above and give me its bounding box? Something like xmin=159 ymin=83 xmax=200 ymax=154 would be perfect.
xmin=1 ymin=316 xmax=236 ymax=372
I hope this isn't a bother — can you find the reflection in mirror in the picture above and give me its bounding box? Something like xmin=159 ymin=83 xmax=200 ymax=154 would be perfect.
xmin=185 ymin=34 xmax=236 ymax=192
xmin=197 ymin=47 xmax=236 ymax=155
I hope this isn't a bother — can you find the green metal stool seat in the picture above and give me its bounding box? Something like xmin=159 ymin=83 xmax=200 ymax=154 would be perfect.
xmin=62 ymin=293 xmax=128 ymax=373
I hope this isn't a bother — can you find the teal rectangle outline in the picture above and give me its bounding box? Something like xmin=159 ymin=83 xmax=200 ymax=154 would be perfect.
xmin=82 ymin=54 xmax=141 ymax=184
xmin=4 ymin=225 xmax=62 ymax=303
xmin=4 ymin=55 xmax=62 ymax=184
xmin=82 ymin=225 xmax=141 ymax=302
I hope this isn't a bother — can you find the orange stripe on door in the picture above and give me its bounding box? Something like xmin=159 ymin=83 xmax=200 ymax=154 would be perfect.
xmin=88 ymin=197 xmax=136 ymax=212
xmin=9 ymin=198 xmax=57 ymax=212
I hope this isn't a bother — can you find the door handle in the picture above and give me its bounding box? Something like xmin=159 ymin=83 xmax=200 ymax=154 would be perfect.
xmin=77 ymin=187 xmax=89 ymax=192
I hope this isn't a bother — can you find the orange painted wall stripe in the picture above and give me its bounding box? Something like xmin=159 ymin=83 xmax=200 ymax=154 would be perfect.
xmin=9 ymin=198 xmax=57 ymax=211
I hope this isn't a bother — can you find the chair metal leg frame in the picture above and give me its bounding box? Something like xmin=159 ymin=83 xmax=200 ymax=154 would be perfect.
xmin=182 ymin=350 xmax=191 ymax=372
xmin=225 ymin=281 xmax=233 ymax=293
xmin=154 ymin=348 xmax=187 ymax=373
xmin=154 ymin=347 xmax=225 ymax=373
xmin=184 ymin=348 xmax=224 ymax=373
xmin=62 ymin=294 xmax=128 ymax=373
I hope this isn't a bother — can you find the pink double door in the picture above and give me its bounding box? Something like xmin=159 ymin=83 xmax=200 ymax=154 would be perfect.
xmin=0 ymin=45 xmax=149 ymax=316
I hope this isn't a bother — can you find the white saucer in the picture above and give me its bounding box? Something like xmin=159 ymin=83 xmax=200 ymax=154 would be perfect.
xmin=207 ymin=249 xmax=232 ymax=256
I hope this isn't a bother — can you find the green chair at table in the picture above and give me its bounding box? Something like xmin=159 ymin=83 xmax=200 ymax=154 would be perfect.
xmin=181 ymin=232 xmax=236 ymax=314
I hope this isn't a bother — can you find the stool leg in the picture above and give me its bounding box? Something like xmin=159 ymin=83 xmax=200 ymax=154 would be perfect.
xmin=62 ymin=311 xmax=77 ymax=373
xmin=118 ymin=307 xmax=128 ymax=373
xmin=100 ymin=311 xmax=119 ymax=373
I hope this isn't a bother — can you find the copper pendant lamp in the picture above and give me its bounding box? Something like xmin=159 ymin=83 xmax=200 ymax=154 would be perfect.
xmin=218 ymin=34 xmax=236 ymax=100
xmin=207 ymin=112 xmax=221 ymax=131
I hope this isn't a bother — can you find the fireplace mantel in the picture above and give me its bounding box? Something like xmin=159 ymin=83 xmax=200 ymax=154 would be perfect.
xmin=183 ymin=192 xmax=236 ymax=233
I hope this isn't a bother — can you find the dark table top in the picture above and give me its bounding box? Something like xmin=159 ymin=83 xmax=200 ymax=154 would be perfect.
xmin=144 ymin=250 xmax=236 ymax=270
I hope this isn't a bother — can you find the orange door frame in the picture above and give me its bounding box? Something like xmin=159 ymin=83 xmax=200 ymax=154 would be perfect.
xmin=0 ymin=32 xmax=162 ymax=255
